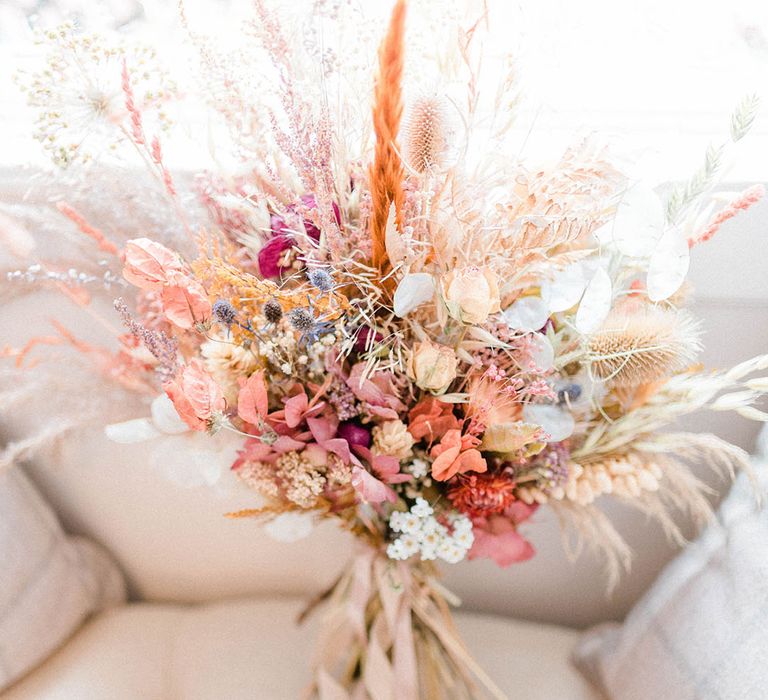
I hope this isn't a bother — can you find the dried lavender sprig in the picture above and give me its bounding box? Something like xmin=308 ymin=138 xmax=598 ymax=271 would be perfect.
xmin=114 ymin=298 xmax=178 ymax=382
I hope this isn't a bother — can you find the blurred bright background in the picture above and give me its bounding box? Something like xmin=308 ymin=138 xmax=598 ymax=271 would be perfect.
xmin=2 ymin=0 xmax=768 ymax=179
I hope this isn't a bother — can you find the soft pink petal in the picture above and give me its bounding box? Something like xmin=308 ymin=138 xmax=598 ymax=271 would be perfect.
xmin=351 ymin=466 xmax=396 ymax=504
xmin=161 ymin=275 xmax=211 ymax=329
xmin=123 ymin=237 xmax=185 ymax=290
xmin=237 ymin=371 xmax=268 ymax=426
xmin=468 ymin=516 xmax=535 ymax=567
xmin=306 ymin=415 xmax=339 ymax=444
xmin=283 ymin=392 xmax=309 ymax=428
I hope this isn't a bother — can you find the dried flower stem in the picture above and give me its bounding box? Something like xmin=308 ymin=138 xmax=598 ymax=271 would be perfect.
xmin=56 ymin=202 xmax=120 ymax=256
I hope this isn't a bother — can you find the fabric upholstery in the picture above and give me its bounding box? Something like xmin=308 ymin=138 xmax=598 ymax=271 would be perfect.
xmin=572 ymin=429 xmax=768 ymax=699
xmin=3 ymin=598 xmax=597 ymax=700
xmin=0 ymin=468 xmax=125 ymax=691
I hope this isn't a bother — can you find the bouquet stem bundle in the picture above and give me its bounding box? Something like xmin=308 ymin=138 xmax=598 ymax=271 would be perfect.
xmin=306 ymin=545 xmax=506 ymax=700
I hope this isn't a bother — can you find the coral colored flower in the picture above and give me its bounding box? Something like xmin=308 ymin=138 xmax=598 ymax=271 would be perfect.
xmin=123 ymin=237 xmax=186 ymax=290
xmin=160 ymin=271 xmax=212 ymax=329
xmin=163 ymin=359 xmax=225 ymax=431
xmin=447 ymin=471 xmax=518 ymax=518
xmin=407 ymin=396 xmax=459 ymax=443
xmin=444 ymin=266 xmax=501 ymax=325
xmin=430 ymin=429 xmax=487 ymax=482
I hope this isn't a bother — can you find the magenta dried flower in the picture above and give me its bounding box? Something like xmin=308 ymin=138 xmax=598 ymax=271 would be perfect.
xmin=338 ymin=421 xmax=371 ymax=448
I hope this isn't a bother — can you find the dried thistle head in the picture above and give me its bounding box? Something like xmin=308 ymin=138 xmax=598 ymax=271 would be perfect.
xmin=588 ymin=308 xmax=702 ymax=388
xmin=403 ymin=95 xmax=451 ymax=174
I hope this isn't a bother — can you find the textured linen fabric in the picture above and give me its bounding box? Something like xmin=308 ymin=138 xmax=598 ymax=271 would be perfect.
xmin=0 ymin=468 xmax=126 ymax=691
xmin=573 ymin=429 xmax=768 ymax=700
xmin=2 ymin=598 xmax=598 ymax=700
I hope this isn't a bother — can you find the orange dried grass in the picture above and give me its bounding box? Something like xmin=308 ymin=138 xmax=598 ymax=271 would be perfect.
xmin=369 ymin=0 xmax=407 ymax=286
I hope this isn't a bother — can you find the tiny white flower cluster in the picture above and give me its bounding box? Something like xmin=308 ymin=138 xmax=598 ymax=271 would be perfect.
xmin=386 ymin=498 xmax=474 ymax=564
xmin=257 ymin=320 xmax=336 ymax=379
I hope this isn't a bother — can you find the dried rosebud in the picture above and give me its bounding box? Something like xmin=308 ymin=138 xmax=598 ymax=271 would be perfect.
xmin=409 ymin=340 xmax=457 ymax=394
xmin=444 ymin=266 xmax=501 ymax=325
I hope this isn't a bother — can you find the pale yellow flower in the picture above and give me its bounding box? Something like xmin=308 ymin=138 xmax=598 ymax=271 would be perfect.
xmin=409 ymin=340 xmax=457 ymax=394
xmin=201 ymin=335 xmax=261 ymax=405
xmin=372 ymin=420 xmax=415 ymax=460
xmin=444 ymin=266 xmax=501 ymax=325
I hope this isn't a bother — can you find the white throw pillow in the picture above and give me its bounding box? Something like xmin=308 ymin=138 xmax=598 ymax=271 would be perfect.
xmin=0 ymin=467 xmax=126 ymax=691
xmin=572 ymin=427 xmax=768 ymax=700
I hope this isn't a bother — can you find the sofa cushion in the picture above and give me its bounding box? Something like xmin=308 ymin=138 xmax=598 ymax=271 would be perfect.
xmin=0 ymin=467 xmax=126 ymax=692
xmin=572 ymin=428 xmax=768 ymax=699
xmin=3 ymin=598 xmax=597 ymax=700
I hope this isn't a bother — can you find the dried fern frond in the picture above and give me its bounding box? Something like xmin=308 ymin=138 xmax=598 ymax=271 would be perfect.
xmin=369 ymin=0 xmax=407 ymax=281
xmin=404 ymin=95 xmax=450 ymax=173
xmin=588 ymin=308 xmax=702 ymax=388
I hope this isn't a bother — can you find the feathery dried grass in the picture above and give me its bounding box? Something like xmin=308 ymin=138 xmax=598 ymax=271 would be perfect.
xmin=369 ymin=0 xmax=407 ymax=282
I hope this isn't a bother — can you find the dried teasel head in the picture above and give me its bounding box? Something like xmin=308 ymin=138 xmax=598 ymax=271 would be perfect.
xmin=587 ymin=307 xmax=702 ymax=388
xmin=403 ymin=95 xmax=451 ymax=174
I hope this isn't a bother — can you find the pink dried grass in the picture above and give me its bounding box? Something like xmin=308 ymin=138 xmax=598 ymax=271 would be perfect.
xmin=56 ymin=201 xmax=120 ymax=256
xmin=689 ymin=184 xmax=765 ymax=247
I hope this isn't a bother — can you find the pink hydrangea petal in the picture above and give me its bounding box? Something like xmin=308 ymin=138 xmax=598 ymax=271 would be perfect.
xmin=283 ymin=392 xmax=310 ymax=428
xmin=468 ymin=518 xmax=535 ymax=567
xmin=123 ymin=237 xmax=186 ymax=290
xmin=351 ymin=466 xmax=396 ymax=504
xmin=160 ymin=276 xmax=211 ymax=330
xmin=237 ymin=371 xmax=269 ymax=426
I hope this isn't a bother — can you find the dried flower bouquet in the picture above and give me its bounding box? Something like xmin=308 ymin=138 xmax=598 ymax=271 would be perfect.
xmin=5 ymin=1 xmax=768 ymax=697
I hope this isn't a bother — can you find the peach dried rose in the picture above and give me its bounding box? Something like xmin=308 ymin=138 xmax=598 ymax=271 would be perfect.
xmin=444 ymin=266 xmax=500 ymax=325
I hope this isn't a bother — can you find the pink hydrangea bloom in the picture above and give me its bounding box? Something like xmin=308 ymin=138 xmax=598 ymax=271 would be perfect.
xmin=160 ymin=271 xmax=211 ymax=329
xmin=468 ymin=503 xmax=538 ymax=567
xmin=123 ymin=237 xmax=186 ymax=290
xmin=163 ymin=359 xmax=225 ymax=431
xmin=345 ymin=363 xmax=405 ymax=420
